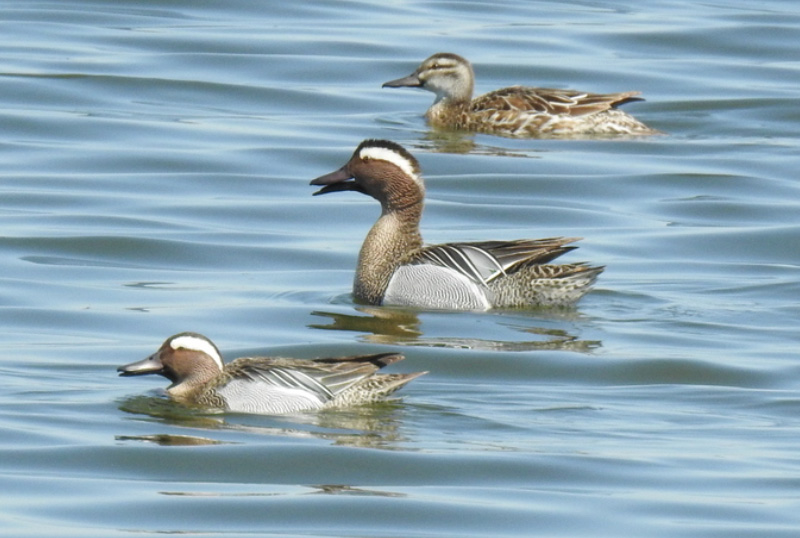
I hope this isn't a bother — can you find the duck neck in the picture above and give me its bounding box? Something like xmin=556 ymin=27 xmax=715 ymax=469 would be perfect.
xmin=427 ymin=94 xmax=471 ymax=125
xmin=354 ymin=202 xmax=423 ymax=305
xmin=166 ymin=363 xmax=220 ymax=402
xmin=427 ymin=68 xmax=474 ymax=118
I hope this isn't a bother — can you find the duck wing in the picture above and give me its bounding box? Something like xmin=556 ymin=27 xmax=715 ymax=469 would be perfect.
xmin=472 ymin=86 xmax=643 ymax=117
xmin=414 ymin=237 xmax=581 ymax=285
xmin=229 ymin=353 xmax=404 ymax=400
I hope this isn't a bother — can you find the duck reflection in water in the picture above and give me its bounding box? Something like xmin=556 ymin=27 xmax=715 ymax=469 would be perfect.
xmin=310 ymin=307 xmax=600 ymax=353
xmin=117 ymin=393 xmax=416 ymax=450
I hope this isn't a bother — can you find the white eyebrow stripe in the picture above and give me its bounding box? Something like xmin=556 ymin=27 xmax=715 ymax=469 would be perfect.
xmin=359 ymin=146 xmax=422 ymax=185
xmin=170 ymin=335 xmax=224 ymax=371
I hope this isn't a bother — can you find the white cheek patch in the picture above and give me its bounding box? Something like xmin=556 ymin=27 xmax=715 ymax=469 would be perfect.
xmin=170 ymin=335 xmax=224 ymax=371
xmin=359 ymin=146 xmax=422 ymax=187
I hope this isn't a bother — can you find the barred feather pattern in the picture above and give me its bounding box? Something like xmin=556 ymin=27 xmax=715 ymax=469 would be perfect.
xmin=413 ymin=237 xmax=580 ymax=286
xmin=327 ymin=372 xmax=427 ymax=408
xmin=199 ymin=353 xmax=417 ymax=414
xmin=486 ymin=263 xmax=605 ymax=307
xmin=388 ymin=237 xmax=604 ymax=308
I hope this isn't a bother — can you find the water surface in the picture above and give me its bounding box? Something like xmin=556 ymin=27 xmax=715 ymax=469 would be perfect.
xmin=1 ymin=1 xmax=800 ymax=536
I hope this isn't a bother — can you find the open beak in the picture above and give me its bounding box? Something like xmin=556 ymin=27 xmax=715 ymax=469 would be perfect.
xmin=382 ymin=73 xmax=422 ymax=88
xmin=117 ymin=352 xmax=164 ymax=377
xmin=310 ymin=166 xmax=365 ymax=196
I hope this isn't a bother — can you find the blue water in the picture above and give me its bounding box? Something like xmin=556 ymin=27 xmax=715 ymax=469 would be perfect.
xmin=2 ymin=1 xmax=800 ymax=536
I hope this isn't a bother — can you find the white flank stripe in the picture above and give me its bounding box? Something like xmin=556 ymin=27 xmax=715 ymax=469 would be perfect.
xmin=170 ymin=335 xmax=224 ymax=371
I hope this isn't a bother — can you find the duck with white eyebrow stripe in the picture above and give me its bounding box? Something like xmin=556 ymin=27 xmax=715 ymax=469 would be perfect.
xmin=118 ymin=332 xmax=425 ymax=415
xmin=311 ymin=139 xmax=604 ymax=310
xmin=358 ymin=145 xmax=423 ymax=187
xmin=168 ymin=333 xmax=224 ymax=370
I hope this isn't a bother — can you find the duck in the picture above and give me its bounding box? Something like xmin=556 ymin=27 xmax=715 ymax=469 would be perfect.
xmin=310 ymin=139 xmax=604 ymax=310
xmin=382 ymin=52 xmax=658 ymax=137
xmin=117 ymin=332 xmax=425 ymax=414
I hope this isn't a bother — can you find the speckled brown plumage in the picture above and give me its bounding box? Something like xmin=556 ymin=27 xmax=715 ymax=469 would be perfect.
xmin=383 ymin=52 xmax=659 ymax=138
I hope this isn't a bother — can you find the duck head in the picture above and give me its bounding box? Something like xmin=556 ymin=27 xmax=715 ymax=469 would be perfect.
xmin=310 ymin=139 xmax=424 ymax=211
xmin=118 ymin=332 xmax=224 ymax=392
xmin=382 ymin=52 xmax=475 ymax=104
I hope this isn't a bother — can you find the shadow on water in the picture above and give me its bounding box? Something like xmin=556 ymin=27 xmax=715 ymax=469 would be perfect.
xmin=116 ymin=394 xmax=413 ymax=450
xmin=309 ymin=306 xmax=601 ymax=352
